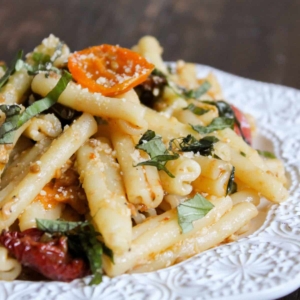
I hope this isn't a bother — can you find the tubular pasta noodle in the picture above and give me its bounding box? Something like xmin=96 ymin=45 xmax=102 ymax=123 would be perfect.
xmin=143 ymin=105 xmax=198 ymax=142
xmin=18 ymin=200 xmax=65 ymax=231
xmin=0 ymin=69 xmax=32 ymax=104
xmin=159 ymin=157 xmax=201 ymax=196
xmin=192 ymin=171 xmax=231 ymax=197
xmin=110 ymin=121 xmax=164 ymax=209
xmin=230 ymin=189 xmax=260 ymax=206
xmin=193 ymin=155 xmax=232 ymax=180
xmin=175 ymin=61 xmax=198 ymax=89
xmin=130 ymin=202 xmax=257 ymax=273
xmin=23 ymin=114 xmax=62 ymax=142
xmin=103 ymin=196 xmax=232 ymax=277
xmin=0 ymin=247 xmax=22 ymax=280
xmin=173 ymin=101 xmax=218 ymax=127
xmin=0 ymin=113 xmax=97 ymax=229
xmin=214 ymin=128 xmax=268 ymax=170
xmin=76 ymin=137 xmax=132 ymax=255
xmin=0 ymin=138 xmax=51 ymax=190
xmin=31 ymin=73 xmax=148 ymax=132
xmin=133 ymin=36 xmax=168 ymax=74
xmin=229 ymin=147 xmax=288 ymax=203
xmin=0 ymin=122 xmax=30 ymax=178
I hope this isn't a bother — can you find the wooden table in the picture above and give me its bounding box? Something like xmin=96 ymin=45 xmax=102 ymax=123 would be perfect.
xmin=0 ymin=0 xmax=299 ymax=298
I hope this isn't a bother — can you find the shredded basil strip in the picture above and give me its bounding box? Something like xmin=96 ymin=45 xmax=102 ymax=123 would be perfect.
xmin=177 ymin=193 xmax=214 ymax=233
xmin=183 ymin=81 xmax=211 ymax=99
xmin=36 ymin=218 xmax=113 ymax=285
xmin=203 ymin=100 xmax=250 ymax=144
xmin=0 ymin=71 xmax=72 ymax=144
xmin=135 ymin=130 xmax=179 ymax=178
xmin=17 ymin=71 xmax=72 ymax=126
xmin=0 ymin=50 xmax=23 ymax=90
xmin=169 ymin=135 xmax=219 ymax=156
xmin=226 ymin=166 xmax=237 ymax=195
xmin=183 ymin=103 xmax=209 ymax=116
xmin=257 ymin=149 xmax=276 ymax=159
xmin=191 ymin=117 xmax=234 ymax=135
xmin=27 ymin=42 xmax=63 ymax=75
xmin=151 ymin=69 xmax=211 ymax=100
xmin=240 ymin=151 xmax=246 ymax=157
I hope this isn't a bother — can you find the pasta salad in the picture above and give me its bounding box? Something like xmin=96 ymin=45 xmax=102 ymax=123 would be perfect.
xmin=0 ymin=35 xmax=288 ymax=284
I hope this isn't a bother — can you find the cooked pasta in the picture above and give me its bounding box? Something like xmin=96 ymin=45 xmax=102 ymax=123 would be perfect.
xmin=0 ymin=34 xmax=288 ymax=284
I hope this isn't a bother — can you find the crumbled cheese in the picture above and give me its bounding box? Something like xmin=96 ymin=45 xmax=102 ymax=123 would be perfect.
xmin=40 ymin=190 xmax=47 ymax=196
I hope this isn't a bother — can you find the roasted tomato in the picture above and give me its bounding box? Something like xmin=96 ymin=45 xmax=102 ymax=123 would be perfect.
xmin=0 ymin=228 xmax=89 ymax=282
xmin=68 ymin=44 xmax=154 ymax=96
xmin=231 ymin=105 xmax=252 ymax=145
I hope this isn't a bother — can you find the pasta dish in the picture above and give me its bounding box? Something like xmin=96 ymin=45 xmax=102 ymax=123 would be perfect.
xmin=0 ymin=35 xmax=288 ymax=284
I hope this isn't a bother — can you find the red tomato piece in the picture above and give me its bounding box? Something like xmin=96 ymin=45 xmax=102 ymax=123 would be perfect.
xmin=68 ymin=44 xmax=154 ymax=96
xmin=231 ymin=105 xmax=252 ymax=145
xmin=0 ymin=228 xmax=89 ymax=282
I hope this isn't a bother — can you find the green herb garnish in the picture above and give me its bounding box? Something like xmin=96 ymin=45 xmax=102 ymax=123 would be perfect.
xmin=0 ymin=71 xmax=72 ymax=144
xmin=170 ymin=135 xmax=219 ymax=156
xmin=257 ymin=150 xmax=276 ymax=159
xmin=191 ymin=117 xmax=234 ymax=135
xmin=183 ymin=103 xmax=209 ymax=116
xmin=177 ymin=193 xmax=214 ymax=233
xmin=26 ymin=42 xmax=63 ymax=76
xmin=203 ymin=100 xmax=251 ymax=145
xmin=135 ymin=130 xmax=179 ymax=178
xmin=183 ymin=81 xmax=211 ymax=99
xmin=0 ymin=50 xmax=23 ymax=90
xmin=36 ymin=219 xmax=113 ymax=285
xmin=240 ymin=151 xmax=246 ymax=157
xmin=226 ymin=166 xmax=237 ymax=195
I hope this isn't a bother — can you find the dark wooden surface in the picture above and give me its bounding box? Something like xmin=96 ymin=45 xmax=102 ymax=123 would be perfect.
xmin=0 ymin=0 xmax=299 ymax=298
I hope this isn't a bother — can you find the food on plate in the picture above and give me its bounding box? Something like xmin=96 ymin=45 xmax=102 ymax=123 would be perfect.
xmin=0 ymin=34 xmax=288 ymax=283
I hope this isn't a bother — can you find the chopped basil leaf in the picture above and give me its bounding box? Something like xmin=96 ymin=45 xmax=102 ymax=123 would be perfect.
xmin=27 ymin=42 xmax=63 ymax=76
xmin=226 ymin=166 xmax=237 ymax=195
xmin=78 ymin=223 xmax=103 ymax=285
xmin=177 ymin=193 xmax=214 ymax=233
xmin=183 ymin=81 xmax=211 ymax=99
xmin=203 ymin=100 xmax=234 ymax=119
xmin=191 ymin=117 xmax=234 ymax=135
xmin=32 ymin=52 xmax=51 ymax=65
xmin=0 ymin=50 xmax=23 ymax=90
xmin=150 ymin=69 xmax=210 ymax=100
xmin=36 ymin=219 xmax=83 ymax=233
xmin=135 ymin=130 xmax=179 ymax=178
xmin=0 ymin=71 xmax=72 ymax=144
xmin=183 ymin=103 xmax=209 ymax=116
xmin=169 ymin=135 xmax=219 ymax=156
xmin=36 ymin=218 xmax=112 ymax=285
xmin=257 ymin=150 xmax=276 ymax=159
xmin=240 ymin=151 xmax=246 ymax=157
xmin=203 ymin=100 xmax=250 ymax=145
xmin=17 ymin=71 xmax=72 ymax=126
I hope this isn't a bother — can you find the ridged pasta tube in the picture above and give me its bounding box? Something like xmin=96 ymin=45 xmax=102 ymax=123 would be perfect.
xmin=76 ymin=137 xmax=132 ymax=255
xmin=32 ymin=74 xmax=148 ymax=132
xmin=130 ymin=202 xmax=258 ymax=273
xmin=103 ymin=196 xmax=232 ymax=277
xmin=159 ymin=157 xmax=201 ymax=196
xmin=0 ymin=113 xmax=97 ymax=229
xmin=110 ymin=121 xmax=164 ymax=209
xmin=23 ymin=114 xmax=62 ymax=141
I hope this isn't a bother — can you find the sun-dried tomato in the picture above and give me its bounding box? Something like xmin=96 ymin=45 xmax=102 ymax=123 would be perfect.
xmin=0 ymin=228 xmax=89 ymax=282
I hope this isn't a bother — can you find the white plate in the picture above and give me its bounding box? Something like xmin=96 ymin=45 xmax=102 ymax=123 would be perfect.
xmin=1 ymin=64 xmax=300 ymax=300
